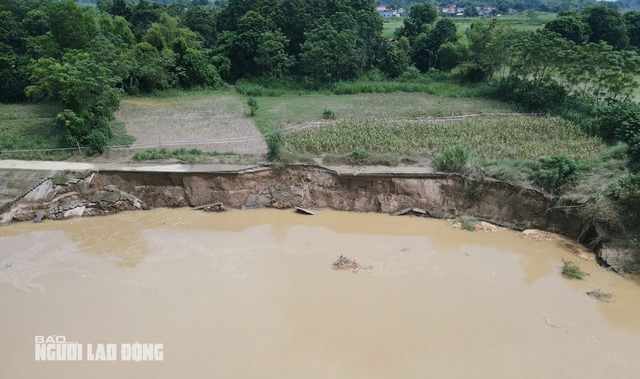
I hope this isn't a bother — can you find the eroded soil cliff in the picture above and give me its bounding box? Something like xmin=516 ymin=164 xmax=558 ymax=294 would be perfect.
xmin=1 ymin=165 xmax=637 ymax=273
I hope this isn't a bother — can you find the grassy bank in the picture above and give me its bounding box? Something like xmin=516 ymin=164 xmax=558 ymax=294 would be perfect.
xmin=235 ymin=74 xmax=496 ymax=98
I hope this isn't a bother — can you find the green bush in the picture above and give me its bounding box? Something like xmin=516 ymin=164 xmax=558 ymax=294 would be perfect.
xmin=515 ymin=82 xmax=567 ymax=112
xmin=529 ymin=155 xmax=579 ymax=193
xmin=433 ymin=146 xmax=472 ymax=172
xmin=322 ymin=109 xmax=336 ymax=119
xmin=266 ymin=130 xmax=284 ymax=161
xmin=435 ymin=42 xmax=470 ymax=72
xmin=609 ymin=172 xmax=640 ymax=199
xmin=247 ymin=97 xmax=259 ymax=116
xmin=456 ymin=63 xmax=491 ymax=83
xmin=399 ymin=65 xmax=422 ymax=80
xmin=588 ymin=101 xmax=640 ymax=161
xmin=562 ymin=258 xmax=589 ymax=280
xmin=494 ymin=78 xmax=567 ymax=113
xmin=347 ymin=148 xmax=368 ymax=163
xmin=456 ymin=215 xmax=479 ymax=231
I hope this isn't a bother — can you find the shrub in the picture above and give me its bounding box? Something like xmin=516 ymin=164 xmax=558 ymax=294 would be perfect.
xmin=399 ymin=65 xmax=421 ymax=80
xmin=435 ymin=42 xmax=470 ymax=72
xmin=52 ymin=172 xmax=68 ymax=185
xmin=456 ymin=215 xmax=479 ymax=231
xmin=266 ymin=130 xmax=284 ymax=161
xmin=322 ymin=109 xmax=336 ymax=119
xmin=589 ymin=101 xmax=640 ymax=161
xmin=562 ymin=258 xmax=589 ymax=280
xmin=434 ymin=146 xmax=472 ymax=172
xmin=514 ymin=82 xmax=567 ymax=112
xmin=347 ymin=148 xmax=368 ymax=163
xmin=609 ymin=172 xmax=640 ymax=199
xmin=456 ymin=62 xmax=491 ymax=83
xmin=247 ymin=97 xmax=259 ymax=116
xmin=529 ymin=155 xmax=579 ymax=193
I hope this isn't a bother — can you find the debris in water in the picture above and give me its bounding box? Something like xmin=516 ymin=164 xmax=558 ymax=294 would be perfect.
xmin=295 ymin=207 xmax=315 ymax=215
xmin=587 ymin=289 xmax=613 ymax=303
xmin=392 ymin=207 xmax=430 ymax=217
xmin=518 ymin=229 xmax=556 ymax=241
xmin=331 ymin=255 xmax=360 ymax=271
xmin=545 ymin=318 xmax=570 ymax=334
xmin=193 ymin=202 xmax=228 ymax=212
xmin=559 ymin=241 xmax=593 ymax=260
xmin=474 ymin=221 xmax=504 ymax=232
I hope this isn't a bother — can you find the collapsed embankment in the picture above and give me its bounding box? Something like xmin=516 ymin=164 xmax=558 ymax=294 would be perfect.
xmin=1 ymin=164 xmax=637 ymax=273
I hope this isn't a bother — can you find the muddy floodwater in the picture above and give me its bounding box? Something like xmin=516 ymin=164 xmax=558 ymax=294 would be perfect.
xmin=1 ymin=209 xmax=640 ymax=378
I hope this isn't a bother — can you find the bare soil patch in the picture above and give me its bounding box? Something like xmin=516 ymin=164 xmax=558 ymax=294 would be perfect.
xmin=115 ymin=91 xmax=267 ymax=155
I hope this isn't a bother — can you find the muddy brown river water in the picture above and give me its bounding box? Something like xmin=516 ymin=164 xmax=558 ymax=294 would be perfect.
xmin=1 ymin=208 xmax=639 ymax=378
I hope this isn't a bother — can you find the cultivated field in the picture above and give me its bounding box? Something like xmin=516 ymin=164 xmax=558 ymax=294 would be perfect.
xmin=283 ymin=115 xmax=603 ymax=159
xmin=383 ymin=13 xmax=555 ymax=40
xmin=251 ymin=91 xmax=603 ymax=163
xmin=253 ymin=92 xmax=516 ymax=133
xmin=115 ymin=89 xmax=267 ymax=155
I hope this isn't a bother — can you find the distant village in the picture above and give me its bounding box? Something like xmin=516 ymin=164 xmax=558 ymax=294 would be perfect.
xmin=376 ymin=5 xmax=517 ymax=18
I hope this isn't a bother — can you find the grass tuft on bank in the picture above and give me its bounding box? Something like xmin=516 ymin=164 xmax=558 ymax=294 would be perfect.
xmin=133 ymin=148 xmax=236 ymax=163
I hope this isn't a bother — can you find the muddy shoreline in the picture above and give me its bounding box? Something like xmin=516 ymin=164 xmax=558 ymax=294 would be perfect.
xmin=0 ymin=164 xmax=637 ymax=273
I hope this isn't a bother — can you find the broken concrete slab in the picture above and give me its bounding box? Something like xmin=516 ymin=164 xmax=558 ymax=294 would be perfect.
xmin=192 ymin=202 xmax=223 ymax=210
xmin=23 ymin=179 xmax=56 ymax=202
xmin=33 ymin=210 xmax=45 ymax=223
xmin=392 ymin=207 xmax=430 ymax=217
xmin=295 ymin=207 xmax=315 ymax=215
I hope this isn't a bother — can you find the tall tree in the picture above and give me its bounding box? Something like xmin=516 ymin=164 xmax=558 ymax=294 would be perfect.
xmin=396 ymin=3 xmax=437 ymax=40
xmin=544 ymin=13 xmax=589 ymax=45
xmin=300 ymin=22 xmax=361 ymax=83
xmin=581 ymin=6 xmax=629 ymax=51
xmin=625 ymin=11 xmax=640 ymax=52
xmin=47 ymin=0 xmax=96 ymax=50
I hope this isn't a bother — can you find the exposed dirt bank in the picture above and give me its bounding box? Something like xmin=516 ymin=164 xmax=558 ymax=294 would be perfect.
xmin=1 ymin=164 xmax=637 ymax=273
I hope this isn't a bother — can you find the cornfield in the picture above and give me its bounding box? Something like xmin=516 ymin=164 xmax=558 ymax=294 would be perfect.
xmin=284 ymin=115 xmax=603 ymax=159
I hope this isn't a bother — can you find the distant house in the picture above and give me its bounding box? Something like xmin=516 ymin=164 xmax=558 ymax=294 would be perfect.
xmin=456 ymin=7 xmax=465 ymax=16
xmin=442 ymin=6 xmax=456 ymax=16
xmin=478 ymin=7 xmax=495 ymax=16
xmin=376 ymin=5 xmax=393 ymax=18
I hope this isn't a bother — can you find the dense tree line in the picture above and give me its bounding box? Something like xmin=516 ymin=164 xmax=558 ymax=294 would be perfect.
xmin=1 ymin=0 xmax=640 ymax=153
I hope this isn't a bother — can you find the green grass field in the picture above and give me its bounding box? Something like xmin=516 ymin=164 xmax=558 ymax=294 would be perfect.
xmin=382 ymin=13 xmax=556 ymax=41
xmin=0 ymin=102 xmax=62 ymax=151
xmin=382 ymin=17 xmax=404 ymax=38
xmin=0 ymin=101 xmax=134 ymax=160
xmin=252 ymin=92 xmax=515 ymax=133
